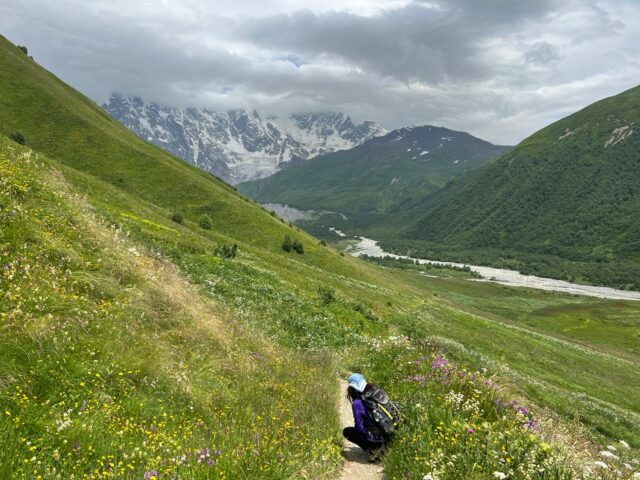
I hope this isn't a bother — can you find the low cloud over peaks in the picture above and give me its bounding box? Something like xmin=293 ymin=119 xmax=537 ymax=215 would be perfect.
xmin=1 ymin=0 xmax=639 ymax=144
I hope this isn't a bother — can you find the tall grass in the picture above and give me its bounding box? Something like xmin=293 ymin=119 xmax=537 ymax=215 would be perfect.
xmin=0 ymin=141 xmax=341 ymax=479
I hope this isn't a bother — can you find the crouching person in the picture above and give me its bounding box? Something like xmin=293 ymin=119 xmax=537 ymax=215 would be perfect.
xmin=343 ymin=373 xmax=400 ymax=462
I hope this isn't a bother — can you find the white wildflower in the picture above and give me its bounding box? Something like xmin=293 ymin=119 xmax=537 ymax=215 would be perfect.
xmin=619 ymin=440 xmax=630 ymax=449
xmin=423 ymin=474 xmax=437 ymax=480
xmin=593 ymin=461 xmax=609 ymax=469
xmin=493 ymin=472 xmax=507 ymax=479
xmin=601 ymin=451 xmax=619 ymax=460
xmin=607 ymin=445 xmax=617 ymax=452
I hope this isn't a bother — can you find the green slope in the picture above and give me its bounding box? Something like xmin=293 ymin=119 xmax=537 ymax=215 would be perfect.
xmin=1 ymin=35 xmax=639 ymax=478
xmin=386 ymin=85 xmax=640 ymax=289
xmin=238 ymin=125 xmax=510 ymax=229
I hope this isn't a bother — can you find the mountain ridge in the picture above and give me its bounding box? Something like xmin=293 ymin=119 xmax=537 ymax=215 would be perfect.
xmin=385 ymin=84 xmax=640 ymax=288
xmin=238 ymin=124 xmax=511 ymax=229
xmin=103 ymin=93 xmax=387 ymax=183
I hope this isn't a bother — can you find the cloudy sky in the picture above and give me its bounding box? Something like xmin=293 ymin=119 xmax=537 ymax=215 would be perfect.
xmin=2 ymin=0 xmax=639 ymax=144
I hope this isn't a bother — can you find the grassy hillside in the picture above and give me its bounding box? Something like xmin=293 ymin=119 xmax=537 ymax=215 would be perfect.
xmin=238 ymin=126 xmax=509 ymax=230
xmin=385 ymin=85 xmax=640 ymax=289
xmin=1 ymin=36 xmax=639 ymax=479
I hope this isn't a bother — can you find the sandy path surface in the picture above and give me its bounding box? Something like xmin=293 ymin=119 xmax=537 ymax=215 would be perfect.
xmin=337 ymin=380 xmax=384 ymax=480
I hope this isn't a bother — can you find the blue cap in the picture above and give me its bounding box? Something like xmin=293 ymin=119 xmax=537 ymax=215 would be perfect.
xmin=348 ymin=373 xmax=367 ymax=392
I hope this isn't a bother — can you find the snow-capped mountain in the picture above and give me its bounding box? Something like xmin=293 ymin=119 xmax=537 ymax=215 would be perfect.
xmin=103 ymin=94 xmax=387 ymax=183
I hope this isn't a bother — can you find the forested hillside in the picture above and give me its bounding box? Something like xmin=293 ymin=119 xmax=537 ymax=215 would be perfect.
xmin=384 ymin=86 xmax=640 ymax=289
xmin=239 ymin=125 xmax=510 ymax=229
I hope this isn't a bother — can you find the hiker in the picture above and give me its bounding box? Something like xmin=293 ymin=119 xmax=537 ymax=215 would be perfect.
xmin=343 ymin=373 xmax=400 ymax=461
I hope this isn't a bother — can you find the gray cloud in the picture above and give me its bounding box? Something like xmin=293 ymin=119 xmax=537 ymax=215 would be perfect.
xmin=1 ymin=0 xmax=639 ymax=144
xmin=524 ymin=42 xmax=561 ymax=65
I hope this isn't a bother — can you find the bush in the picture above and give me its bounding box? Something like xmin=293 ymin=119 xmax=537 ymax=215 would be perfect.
xmin=198 ymin=214 xmax=212 ymax=230
xmin=317 ymin=285 xmax=335 ymax=305
xmin=17 ymin=45 xmax=28 ymax=55
xmin=282 ymin=234 xmax=292 ymax=252
xmin=9 ymin=132 xmax=25 ymax=145
xmin=170 ymin=212 xmax=184 ymax=224
xmin=320 ymin=239 xmax=327 ymax=247
xmin=292 ymin=239 xmax=304 ymax=254
xmin=214 ymin=243 xmax=237 ymax=259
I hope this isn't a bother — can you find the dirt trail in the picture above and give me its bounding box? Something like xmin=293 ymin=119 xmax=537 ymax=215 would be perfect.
xmin=337 ymin=380 xmax=384 ymax=480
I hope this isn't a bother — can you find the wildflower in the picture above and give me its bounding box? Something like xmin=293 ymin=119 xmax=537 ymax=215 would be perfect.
xmin=619 ymin=440 xmax=630 ymax=449
xmin=467 ymin=428 xmax=475 ymax=434
xmin=593 ymin=461 xmax=609 ymax=469
xmin=607 ymin=445 xmax=617 ymax=452
xmin=600 ymin=451 xmax=619 ymax=460
xmin=143 ymin=470 xmax=158 ymax=480
xmin=431 ymin=355 xmax=449 ymax=370
xmin=423 ymin=474 xmax=437 ymax=480
xmin=493 ymin=472 xmax=507 ymax=479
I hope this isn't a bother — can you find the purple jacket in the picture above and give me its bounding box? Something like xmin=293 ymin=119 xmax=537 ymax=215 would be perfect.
xmin=352 ymin=399 xmax=384 ymax=442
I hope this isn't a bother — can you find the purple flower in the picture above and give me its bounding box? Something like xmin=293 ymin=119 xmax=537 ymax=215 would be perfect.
xmin=196 ymin=448 xmax=210 ymax=463
xmin=467 ymin=428 xmax=475 ymax=434
xmin=143 ymin=470 xmax=158 ymax=479
xmin=431 ymin=355 xmax=449 ymax=370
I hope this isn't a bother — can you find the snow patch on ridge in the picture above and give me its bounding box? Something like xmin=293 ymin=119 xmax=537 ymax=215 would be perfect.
xmin=103 ymin=94 xmax=387 ymax=184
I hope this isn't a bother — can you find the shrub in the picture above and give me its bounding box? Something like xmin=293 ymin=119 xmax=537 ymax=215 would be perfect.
xmin=282 ymin=234 xmax=292 ymax=252
xmin=214 ymin=243 xmax=237 ymax=259
xmin=292 ymin=239 xmax=304 ymax=254
xmin=317 ymin=285 xmax=335 ymax=305
xmin=9 ymin=132 xmax=25 ymax=145
xmin=198 ymin=214 xmax=212 ymax=230
xmin=320 ymin=239 xmax=327 ymax=246
xmin=17 ymin=45 xmax=28 ymax=55
xmin=170 ymin=212 xmax=184 ymax=224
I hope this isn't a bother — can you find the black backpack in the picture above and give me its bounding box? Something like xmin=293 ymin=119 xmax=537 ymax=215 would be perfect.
xmin=362 ymin=387 xmax=401 ymax=437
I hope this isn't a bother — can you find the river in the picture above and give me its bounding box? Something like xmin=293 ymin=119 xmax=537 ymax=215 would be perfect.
xmin=348 ymin=236 xmax=640 ymax=302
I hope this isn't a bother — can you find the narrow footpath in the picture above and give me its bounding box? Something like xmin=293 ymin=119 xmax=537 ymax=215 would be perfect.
xmin=337 ymin=380 xmax=384 ymax=480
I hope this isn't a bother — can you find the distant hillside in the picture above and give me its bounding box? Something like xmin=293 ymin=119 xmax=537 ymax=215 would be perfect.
xmin=390 ymin=85 xmax=640 ymax=288
xmin=238 ymin=125 xmax=510 ymax=227
xmin=103 ymin=94 xmax=386 ymax=183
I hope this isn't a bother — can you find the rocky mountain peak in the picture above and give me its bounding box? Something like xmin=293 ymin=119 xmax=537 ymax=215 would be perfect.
xmin=103 ymin=95 xmax=386 ymax=184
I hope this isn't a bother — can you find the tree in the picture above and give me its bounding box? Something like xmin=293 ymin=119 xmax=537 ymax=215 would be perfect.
xmin=215 ymin=243 xmax=237 ymax=259
xmin=170 ymin=212 xmax=184 ymax=224
xmin=281 ymin=234 xmax=292 ymax=252
xmin=198 ymin=214 xmax=212 ymax=230
xmin=317 ymin=285 xmax=335 ymax=305
xmin=292 ymin=239 xmax=304 ymax=254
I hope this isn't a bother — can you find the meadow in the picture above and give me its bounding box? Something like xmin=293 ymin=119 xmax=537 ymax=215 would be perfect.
xmin=1 ymin=35 xmax=639 ymax=479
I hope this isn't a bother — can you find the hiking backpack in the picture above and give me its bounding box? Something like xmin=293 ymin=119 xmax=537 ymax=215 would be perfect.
xmin=362 ymin=387 xmax=401 ymax=437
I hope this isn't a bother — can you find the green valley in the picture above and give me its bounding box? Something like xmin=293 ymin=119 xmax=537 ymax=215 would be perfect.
xmin=1 ymin=34 xmax=639 ymax=480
